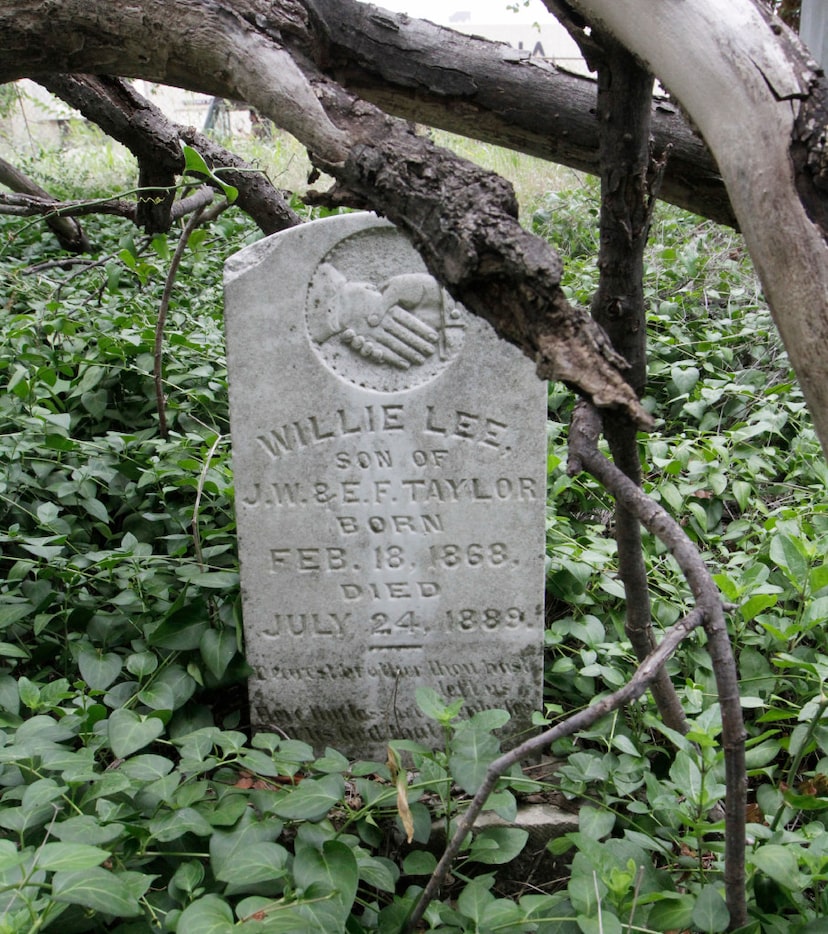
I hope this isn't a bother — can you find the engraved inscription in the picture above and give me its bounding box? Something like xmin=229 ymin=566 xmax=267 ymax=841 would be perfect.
xmin=241 ymin=476 xmax=538 ymax=508
xmin=253 ymin=404 xmax=508 ymax=461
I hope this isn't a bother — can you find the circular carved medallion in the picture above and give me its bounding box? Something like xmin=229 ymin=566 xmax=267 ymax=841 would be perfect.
xmin=305 ymin=227 xmax=465 ymax=392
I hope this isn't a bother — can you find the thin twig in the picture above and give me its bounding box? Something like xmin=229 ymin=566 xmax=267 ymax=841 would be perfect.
xmin=154 ymin=204 xmax=208 ymax=439
xmin=192 ymin=433 xmax=223 ymax=572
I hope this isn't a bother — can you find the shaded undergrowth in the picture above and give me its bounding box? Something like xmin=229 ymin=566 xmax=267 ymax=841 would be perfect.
xmin=0 ymin=171 xmax=825 ymax=931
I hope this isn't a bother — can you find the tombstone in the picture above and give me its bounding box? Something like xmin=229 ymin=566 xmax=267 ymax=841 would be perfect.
xmin=224 ymin=213 xmax=547 ymax=759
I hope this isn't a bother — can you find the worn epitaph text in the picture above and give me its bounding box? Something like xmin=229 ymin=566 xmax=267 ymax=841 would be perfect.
xmin=224 ymin=214 xmax=546 ymax=758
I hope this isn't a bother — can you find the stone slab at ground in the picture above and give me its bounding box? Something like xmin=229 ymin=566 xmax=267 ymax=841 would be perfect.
xmin=224 ymin=212 xmax=547 ymax=758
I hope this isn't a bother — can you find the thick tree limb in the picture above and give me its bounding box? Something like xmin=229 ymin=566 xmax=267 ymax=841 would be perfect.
xmin=0 ymin=0 xmax=654 ymax=422
xmin=305 ymin=0 xmax=735 ymax=226
xmin=0 ymin=155 xmax=91 ymax=252
xmin=310 ymin=105 xmax=651 ymax=422
xmin=38 ymin=74 xmax=182 ymax=233
xmin=1 ymin=1 xmax=733 ymax=225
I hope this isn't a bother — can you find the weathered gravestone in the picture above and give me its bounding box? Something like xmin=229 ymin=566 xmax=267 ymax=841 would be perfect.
xmin=224 ymin=213 xmax=547 ymax=758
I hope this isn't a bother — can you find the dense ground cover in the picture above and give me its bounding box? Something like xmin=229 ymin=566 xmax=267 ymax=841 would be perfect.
xmin=0 ymin=138 xmax=827 ymax=931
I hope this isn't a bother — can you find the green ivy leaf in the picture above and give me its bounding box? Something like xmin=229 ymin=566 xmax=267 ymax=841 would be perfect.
xmin=402 ymin=850 xmax=437 ymax=875
xmin=271 ymin=774 xmax=345 ymax=822
xmin=769 ymin=533 xmax=810 ymax=584
xmin=78 ymin=647 xmax=123 ymax=691
xmin=200 ymin=628 xmax=237 ymax=680
xmin=51 ymin=867 xmax=142 ymax=917
xmin=177 ymin=893 xmax=235 ymax=934
xmin=209 ymin=809 xmax=283 ymax=885
xmin=671 ymin=364 xmax=700 ymax=395
xmin=148 ymin=603 xmax=210 ymax=650
xmin=356 ymin=854 xmax=398 ymax=892
xmin=456 ymin=877 xmax=495 ymax=925
xmin=645 ymin=893 xmax=695 ymax=931
xmin=215 ymin=841 xmax=289 ymax=886
xmin=576 ymin=911 xmax=623 ymax=934
xmin=150 ymin=807 xmax=214 ymax=843
xmin=108 ymin=708 xmax=165 ymax=758
xmin=690 ymin=884 xmax=729 ymax=933
xmin=36 ymin=842 xmax=109 ymax=871
xmin=449 ymin=721 xmax=500 ymax=794
xmin=415 ymin=686 xmax=463 ymax=723
xmin=294 ymin=839 xmax=358 ymax=924
xmin=468 ymin=826 xmax=528 ymax=865
xmin=750 ymin=844 xmax=802 ymax=892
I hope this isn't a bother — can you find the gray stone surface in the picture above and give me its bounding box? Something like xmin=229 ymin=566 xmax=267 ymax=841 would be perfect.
xmin=224 ymin=213 xmax=547 ymax=758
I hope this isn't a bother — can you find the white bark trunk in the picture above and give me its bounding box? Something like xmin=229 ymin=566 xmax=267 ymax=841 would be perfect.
xmin=565 ymin=0 xmax=828 ymax=458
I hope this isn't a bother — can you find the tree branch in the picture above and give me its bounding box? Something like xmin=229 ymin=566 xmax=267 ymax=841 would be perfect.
xmin=0 ymin=186 xmax=214 ymax=224
xmin=309 ymin=103 xmax=652 ymax=425
xmin=408 ymin=400 xmax=747 ymax=929
xmin=154 ymin=205 xmax=208 ymax=439
xmin=405 ymin=606 xmax=705 ymax=932
xmin=589 ymin=35 xmax=688 ymax=734
xmin=0 ymin=155 xmax=91 ymax=252
xmin=305 ymin=0 xmax=735 ymax=226
xmin=567 ymin=402 xmax=747 ymax=928
xmin=40 ymin=74 xmax=302 ymax=236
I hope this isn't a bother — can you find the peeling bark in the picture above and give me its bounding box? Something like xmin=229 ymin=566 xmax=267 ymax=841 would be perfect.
xmin=310 ymin=109 xmax=650 ymax=422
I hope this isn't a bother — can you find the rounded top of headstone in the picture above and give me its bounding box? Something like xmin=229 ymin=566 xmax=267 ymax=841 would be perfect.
xmin=305 ymin=225 xmax=465 ymax=392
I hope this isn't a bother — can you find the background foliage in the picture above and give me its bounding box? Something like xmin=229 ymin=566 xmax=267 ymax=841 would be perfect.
xmin=0 ymin=127 xmax=826 ymax=932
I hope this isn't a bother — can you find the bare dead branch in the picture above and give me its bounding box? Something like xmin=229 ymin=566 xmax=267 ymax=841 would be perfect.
xmin=170 ymin=187 xmax=215 ymax=221
xmin=407 ymin=400 xmax=747 ymax=929
xmin=0 ymin=191 xmax=139 ymax=221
